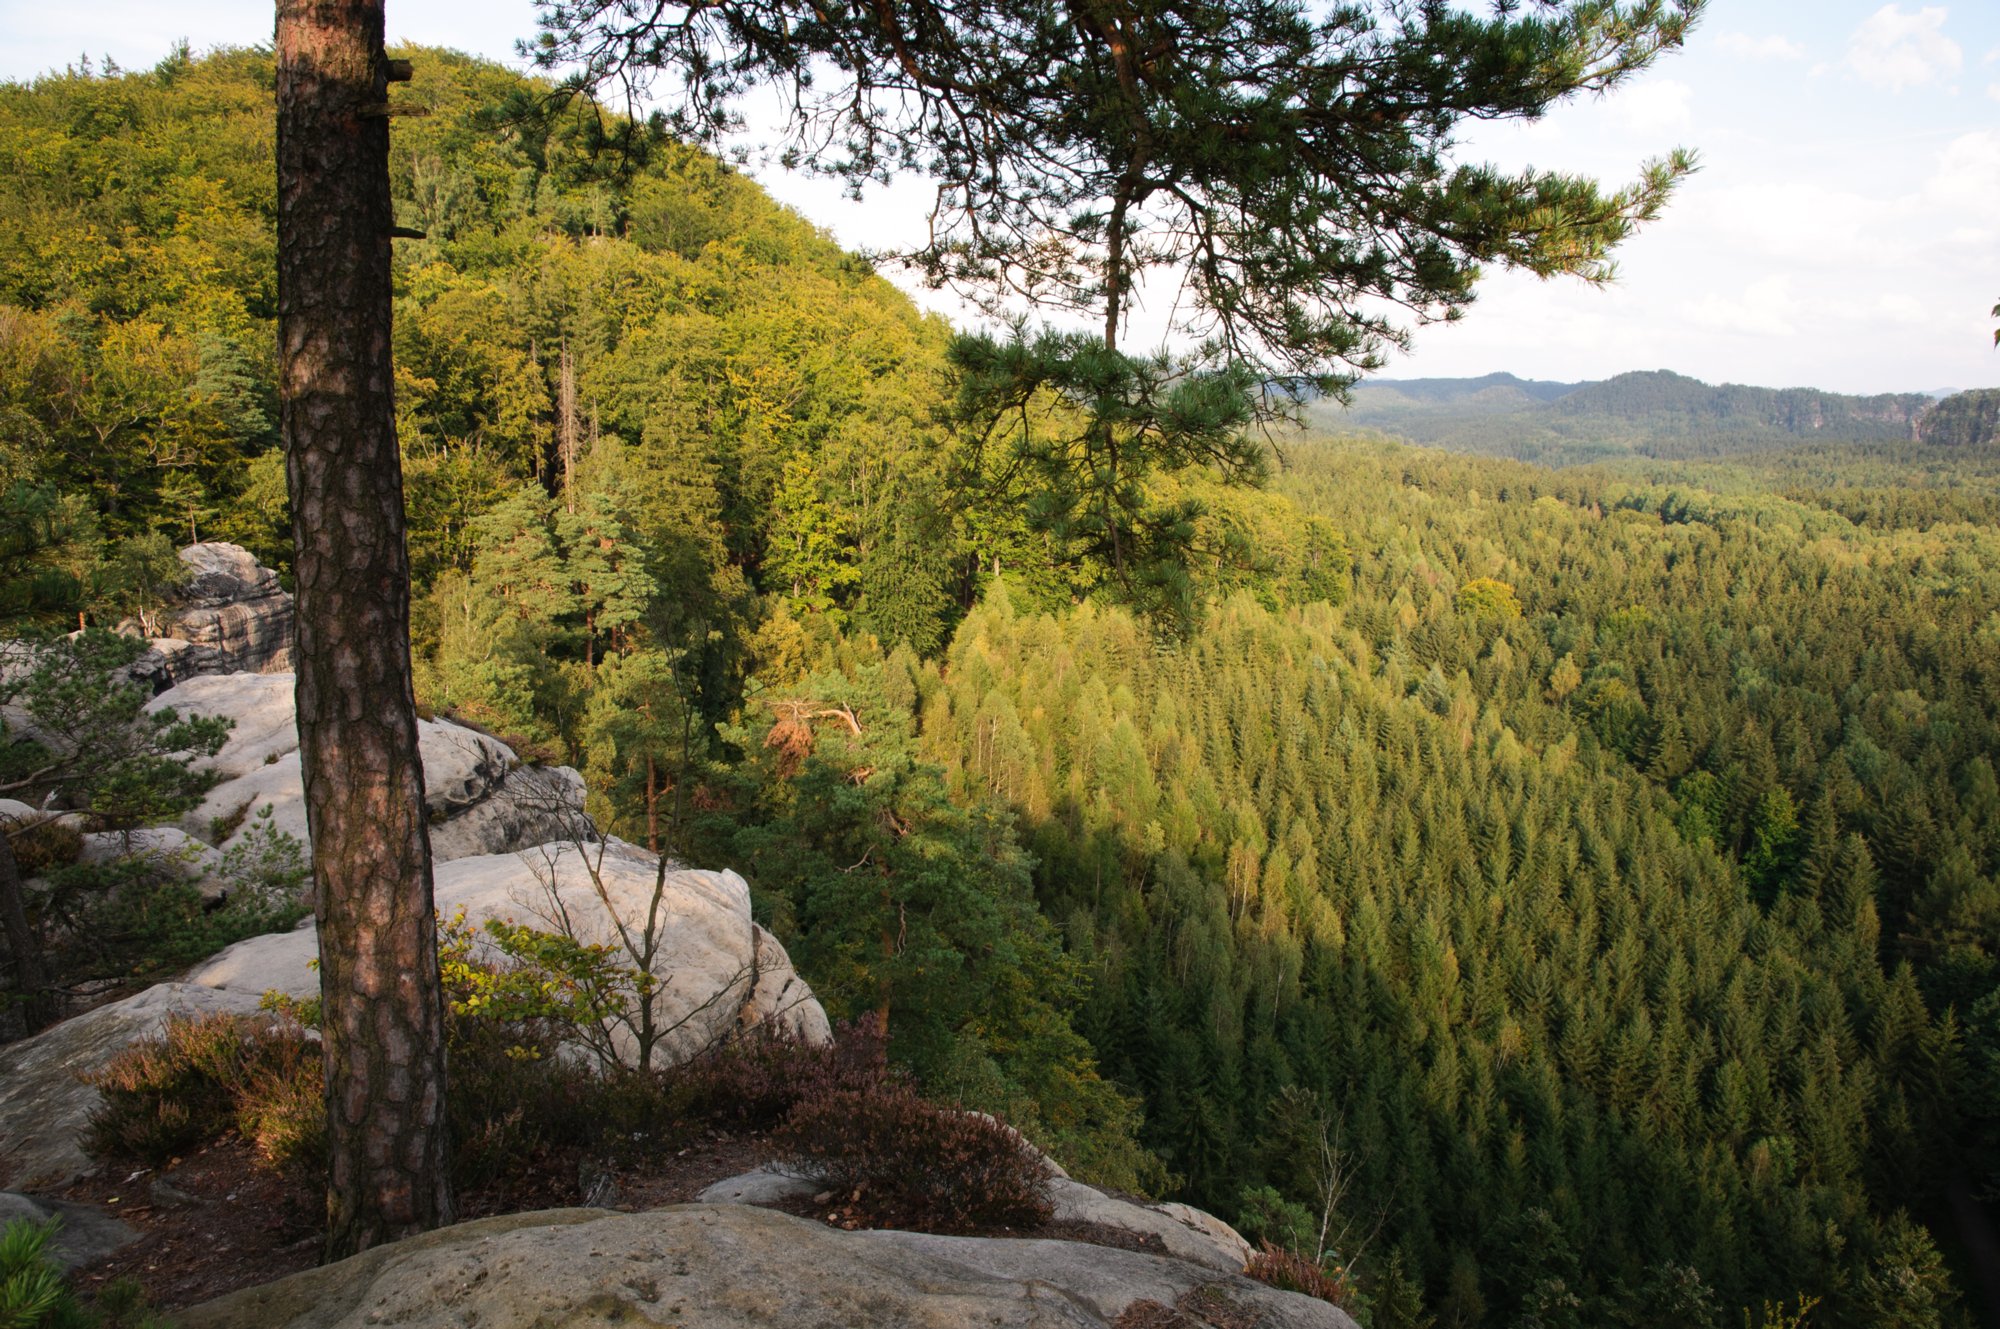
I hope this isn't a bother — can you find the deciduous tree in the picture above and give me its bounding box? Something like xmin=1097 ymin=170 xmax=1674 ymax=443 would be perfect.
xmin=535 ymin=0 xmax=1703 ymax=602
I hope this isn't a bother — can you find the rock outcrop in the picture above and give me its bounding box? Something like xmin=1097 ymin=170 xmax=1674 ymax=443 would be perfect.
xmin=176 ymin=1204 xmax=1358 ymax=1329
xmin=697 ymin=1166 xmax=1255 ymax=1274
xmin=147 ymin=672 xmax=591 ymax=865
xmin=187 ymin=841 xmax=829 ymax=1068
xmin=1047 ymin=1178 xmax=1254 ymax=1273
xmin=127 ymin=543 xmax=294 ymax=681
xmin=1918 ymin=387 xmax=2000 ymax=448
xmin=2 ymin=672 xmax=829 ymax=1188
xmin=0 ymin=984 xmax=272 ymax=1190
xmin=0 ymin=1192 xmax=138 ymax=1270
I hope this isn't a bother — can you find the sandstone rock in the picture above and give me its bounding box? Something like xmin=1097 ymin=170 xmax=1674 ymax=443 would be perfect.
xmin=149 ymin=673 xmax=589 ymax=864
xmin=695 ymin=1166 xmax=1250 ymax=1276
xmin=1153 ymin=1198 xmax=1256 ymax=1271
xmin=120 ymin=637 xmax=226 ymax=693
xmin=695 ymin=1165 xmax=819 ymax=1207
xmin=187 ymin=752 xmax=308 ymax=850
xmin=0 ymin=1192 xmax=140 ymax=1271
xmin=176 ymin=1203 xmax=1357 ymax=1329
xmin=189 ymin=842 xmax=830 ymax=1065
xmin=149 ymin=673 xmax=298 ymax=779
xmin=425 ymin=762 xmax=591 ymax=862
xmin=160 ymin=542 xmax=293 ymax=676
xmin=0 ymin=984 xmax=272 ymax=1190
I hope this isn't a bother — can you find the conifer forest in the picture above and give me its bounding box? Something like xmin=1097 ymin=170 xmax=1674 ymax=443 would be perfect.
xmin=3 ymin=44 xmax=1998 ymax=1328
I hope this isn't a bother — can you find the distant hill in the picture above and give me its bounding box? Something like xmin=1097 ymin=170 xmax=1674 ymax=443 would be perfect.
xmin=1917 ymin=388 xmax=2000 ymax=448
xmin=1315 ymin=368 xmax=1947 ymax=465
xmin=1351 ymin=371 xmax=1584 ymax=407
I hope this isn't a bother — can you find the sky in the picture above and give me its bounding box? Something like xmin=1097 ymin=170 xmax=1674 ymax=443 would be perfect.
xmin=1 ymin=1 xmax=1996 ymax=395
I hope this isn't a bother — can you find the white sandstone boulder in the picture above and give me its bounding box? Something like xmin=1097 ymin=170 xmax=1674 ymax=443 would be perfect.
xmin=189 ymin=840 xmax=830 ymax=1067
xmin=147 ymin=672 xmax=590 ymax=864
xmin=174 ymin=1204 xmax=1359 ymax=1329
xmin=0 ymin=983 xmax=272 ymax=1190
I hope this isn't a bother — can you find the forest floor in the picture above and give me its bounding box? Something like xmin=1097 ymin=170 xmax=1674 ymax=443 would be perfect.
xmin=53 ymin=1130 xmax=1172 ymax=1313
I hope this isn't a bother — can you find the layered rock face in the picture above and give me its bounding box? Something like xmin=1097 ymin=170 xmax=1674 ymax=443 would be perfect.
xmin=176 ymin=1205 xmax=1358 ymax=1329
xmin=123 ymin=543 xmax=295 ymax=686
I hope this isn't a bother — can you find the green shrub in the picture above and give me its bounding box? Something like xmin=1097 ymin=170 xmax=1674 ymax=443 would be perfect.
xmin=773 ymin=1083 xmax=1053 ymax=1234
xmin=42 ymin=813 xmax=308 ymax=981
xmin=0 ymin=1219 xmax=73 ymax=1329
xmin=0 ymin=1218 xmax=162 ymax=1329
xmin=1235 ymin=1185 xmax=1317 ymax=1256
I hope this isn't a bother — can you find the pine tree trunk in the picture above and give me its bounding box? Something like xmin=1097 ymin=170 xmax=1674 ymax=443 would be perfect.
xmin=645 ymin=754 xmax=659 ymax=854
xmin=559 ymin=343 xmax=578 ymax=509
xmin=276 ymin=0 xmax=452 ymax=1259
xmin=0 ymin=829 xmax=57 ymax=1033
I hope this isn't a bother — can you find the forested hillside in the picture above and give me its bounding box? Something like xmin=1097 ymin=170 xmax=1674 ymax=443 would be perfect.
xmin=3 ymin=46 xmax=1996 ymax=1329
xmin=1323 ymin=369 xmax=1942 ymax=465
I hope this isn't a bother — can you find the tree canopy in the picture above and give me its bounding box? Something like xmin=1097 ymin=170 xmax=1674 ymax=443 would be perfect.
xmin=535 ymin=0 xmax=1701 ymax=392
xmin=533 ymin=0 xmax=1702 ymax=618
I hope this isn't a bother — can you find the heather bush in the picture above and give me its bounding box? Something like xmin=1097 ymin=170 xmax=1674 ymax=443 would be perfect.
xmin=231 ymin=1037 xmax=326 ymax=1182
xmin=86 ymin=1014 xmax=259 ymax=1161
xmin=8 ymin=816 xmax=81 ymax=877
xmin=663 ymin=1015 xmax=889 ymax=1132
xmin=773 ymin=1082 xmax=1053 ymax=1233
xmin=1245 ymin=1240 xmax=1356 ymax=1309
xmin=85 ymin=1012 xmax=320 ymax=1167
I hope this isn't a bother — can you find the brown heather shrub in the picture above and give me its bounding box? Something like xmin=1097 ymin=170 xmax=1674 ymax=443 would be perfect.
xmin=232 ymin=1039 xmax=326 ymax=1182
xmin=1244 ymin=1241 xmax=1354 ymax=1308
xmin=665 ymin=1016 xmax=890 ymax=1132
xmin=444 ymin=1014 xmax=593 ymax=1186
xmin=7 ymin=815 xmax=81 ymax=875
xmin=86 ymin=1013 xmax=320 ymax=1165
xmin=773 ymin=1082 xmax=1053 ymax=1234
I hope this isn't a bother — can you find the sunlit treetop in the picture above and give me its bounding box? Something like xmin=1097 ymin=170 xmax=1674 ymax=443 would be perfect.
xmin=533 ymin=0 xmax=1703 ymax=399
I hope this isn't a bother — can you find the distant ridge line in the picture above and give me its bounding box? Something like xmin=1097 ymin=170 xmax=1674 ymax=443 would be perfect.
xmin=1317 ymin=369 xmax=1987 ymax=463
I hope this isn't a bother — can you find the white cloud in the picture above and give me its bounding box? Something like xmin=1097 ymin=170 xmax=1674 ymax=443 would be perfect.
xmin=1693 ymin=180 xmax=1901 ymax=268
xmin=1988 ymin=82 xmax=2000 ymax=101
xmin=1718 ymin=32 xmax=1807 ymax=62
xmin=1845 ymin=5 xmax=1963 ymax=92
xmin=1924 ymin=131 xmax=2000 ymax=216
xmin=1682 ymin=277 xmax=1799 ymax=338
xmin=1870 ymin=292 xmax=1932 ymax=327
xmin=1611 ymin=79 xmax=1695 ymax=133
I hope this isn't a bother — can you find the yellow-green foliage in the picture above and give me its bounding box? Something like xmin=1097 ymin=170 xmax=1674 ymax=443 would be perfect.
xmin=437 ymin=909 xmax=630 ymax=1059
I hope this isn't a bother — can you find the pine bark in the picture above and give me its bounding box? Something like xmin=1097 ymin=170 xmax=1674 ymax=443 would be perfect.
xmin=275 ymin=0 xmax=452 ymax=1258
xmin=0 ymin=829 xmax=57 ymax=1032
